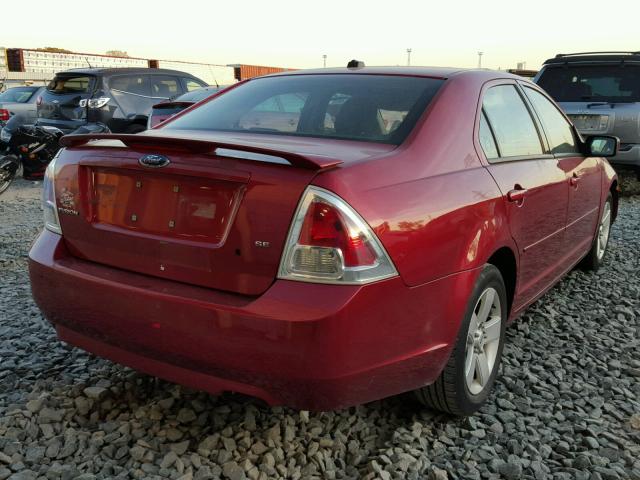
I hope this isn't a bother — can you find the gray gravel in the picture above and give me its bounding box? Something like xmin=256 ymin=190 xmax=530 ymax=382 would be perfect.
xmin=1 ymin=177 xmax=639 ymax=480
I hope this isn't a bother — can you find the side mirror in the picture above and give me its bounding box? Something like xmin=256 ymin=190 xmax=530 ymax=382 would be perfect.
xmin=586 ymin=135 xmax=619 ymax=157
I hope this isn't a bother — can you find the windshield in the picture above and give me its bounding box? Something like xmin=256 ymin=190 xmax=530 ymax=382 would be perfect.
xmin=47 ymin=75 xmax=94 ymax=94
xmin=176 ymin=87 xmax=221 ymax=103
xmin=0 ymin=87 xmax=38 ymax=103
xmin=537 ymin=64 xmax=640 ymax=103
xmin=163 ymin=74 xmax=444 ymax=144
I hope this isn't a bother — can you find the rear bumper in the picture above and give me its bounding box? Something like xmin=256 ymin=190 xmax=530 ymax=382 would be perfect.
xmin=29 ymin=230 xmax=478 ymax=410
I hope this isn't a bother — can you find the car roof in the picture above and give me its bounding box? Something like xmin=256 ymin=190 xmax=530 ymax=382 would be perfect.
xmin=260 ymin=66 xmax=522 ymax=81
xmin=543 ymin=51 xmax=640 ymax=66
xmin=54 ymin=67 xmax=200 ymax=77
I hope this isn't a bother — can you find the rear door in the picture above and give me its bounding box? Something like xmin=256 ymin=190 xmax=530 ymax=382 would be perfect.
xmin=478 ymin=82 xmax=569 ymax=307
xmin=37 ymin=74 xmax=95 ymax=131
xmin=521 ymin=84 xmax=601 ymax=265
xmin=109 ymin=74 xmax=155 ymax=120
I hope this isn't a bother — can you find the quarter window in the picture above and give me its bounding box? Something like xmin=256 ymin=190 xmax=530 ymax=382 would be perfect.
xmin=523 ymin=86 xmax=578 ymax=155
xmin=482 ymin=85 xmax=543 ymax=158
xmin=479 ymin=112 xmax=499 ymax=159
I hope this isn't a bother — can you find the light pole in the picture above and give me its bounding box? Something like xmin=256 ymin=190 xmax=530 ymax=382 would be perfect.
xmin=322 ymin=54 xmax=327 ymax=68
xmin=407 ymin=48 xmax=412 ymax=66
xmin=477 ymin=51 xmax=484 ymax=69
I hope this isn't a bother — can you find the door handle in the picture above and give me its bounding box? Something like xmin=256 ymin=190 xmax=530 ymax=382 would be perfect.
xmin=570 ymin=173 xmax=580 ymax=187
xmin=507 ymin=188 xmax=527 ymax=203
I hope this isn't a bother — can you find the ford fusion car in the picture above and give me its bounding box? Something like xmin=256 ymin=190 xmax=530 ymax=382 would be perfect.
xmin=29 ymin=66 xmax=618 ymax=414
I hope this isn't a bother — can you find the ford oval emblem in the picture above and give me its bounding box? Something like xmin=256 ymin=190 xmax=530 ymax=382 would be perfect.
xmin=139 ymin=154 xmax=170 ymax=168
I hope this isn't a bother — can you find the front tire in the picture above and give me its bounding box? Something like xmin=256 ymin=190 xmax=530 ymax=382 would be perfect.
xmin=415 ymin=264 xmax=507 ymax=416
xmin=580 ymin=193 xmax=612 ymax=271
xmin=0 ymin=159 xmax=18 ymax=195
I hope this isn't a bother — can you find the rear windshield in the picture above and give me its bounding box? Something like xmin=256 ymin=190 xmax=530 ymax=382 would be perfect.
xmin=537 ymin=64 xmax=640 ymax=103
xmin=163 ymin=74 xmax=444 ymax=144
xmin=47 ymin=75 xmax=94 ymax=94
xmin=175 ymin=87 xmax=221 ymax=103
xmin=0 ymin=87 xmax=38 ymax=103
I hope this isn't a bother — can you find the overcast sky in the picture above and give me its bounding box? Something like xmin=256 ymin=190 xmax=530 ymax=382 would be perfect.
xmin=4 ymin=0 xmax=639 ymax=70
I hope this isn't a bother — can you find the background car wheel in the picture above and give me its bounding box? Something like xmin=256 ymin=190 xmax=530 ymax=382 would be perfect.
xmin=415 ymin=264 xmax=507 ymax=416
xmin=580 ymin=193 xmax=612 ymax=271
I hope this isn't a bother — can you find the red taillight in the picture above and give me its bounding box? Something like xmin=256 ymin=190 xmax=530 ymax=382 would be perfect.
xmin=278 ymin=186 xmax=397 ymax=284
xmin=0 ymin=109 xmax=9 ymax=122
xmin=298 ymin=200 xmax=376 ymax=266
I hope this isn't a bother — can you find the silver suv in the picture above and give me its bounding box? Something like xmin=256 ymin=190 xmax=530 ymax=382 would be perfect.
xmin=535 ymin=51 xmax=640 ymax=175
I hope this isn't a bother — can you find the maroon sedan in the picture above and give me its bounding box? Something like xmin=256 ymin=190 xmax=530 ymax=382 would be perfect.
xmin=29 ymin=67 xmax=618 ymax=415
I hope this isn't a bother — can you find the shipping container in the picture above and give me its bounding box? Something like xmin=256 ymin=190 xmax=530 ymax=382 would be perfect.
xmin=229 ymin=64 xmax=294 ymax=81
xmin=154 ymin=60 xmax=235 ymax=86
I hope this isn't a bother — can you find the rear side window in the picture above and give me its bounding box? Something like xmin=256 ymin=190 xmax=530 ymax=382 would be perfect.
xmin=109 ymin=75 xmax=150 ymax=96
xmin=183 ymin=78 xmax=206 ymax=92
xmin=0 ymin=87 xmax=37 ymax=103
xmin=482 ymin=85 xmax=543 ymax=158
xmin=163 ymin=74 xmax=444 ymax=145
xmin=47 ymin=76 xmax=93 ymax=94
xmin=151 ymin=76 xmax=181 ymax=98
xmin=523 ymin=86 xmax=578 ymax=155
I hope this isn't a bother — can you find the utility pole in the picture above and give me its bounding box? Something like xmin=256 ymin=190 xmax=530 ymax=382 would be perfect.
xmin=322 ymin=54 xmax=327 ymax=68
xmin=407 ymin=48 xmax=412 ymax=66
xmin=477 ymin=51 xmax=484 ymax=69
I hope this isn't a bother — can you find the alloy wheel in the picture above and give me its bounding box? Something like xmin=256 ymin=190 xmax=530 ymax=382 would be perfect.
xmin=464 ymin=287 xmax=502 ymax=395
xmin=596 ymin=200 xmax=611 ymax=261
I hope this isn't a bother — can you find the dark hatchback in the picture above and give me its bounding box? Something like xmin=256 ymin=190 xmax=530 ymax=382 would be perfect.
xmin=37 ymin=68 xmax=207 ymax=134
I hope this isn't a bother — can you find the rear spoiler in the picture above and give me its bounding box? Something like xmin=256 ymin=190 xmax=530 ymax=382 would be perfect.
xmin=59 ymin=133 xmax=343 ymax=171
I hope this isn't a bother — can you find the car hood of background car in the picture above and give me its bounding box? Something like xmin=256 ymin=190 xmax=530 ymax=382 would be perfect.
xmin=142 ymin=129 xmax=398 ymax=166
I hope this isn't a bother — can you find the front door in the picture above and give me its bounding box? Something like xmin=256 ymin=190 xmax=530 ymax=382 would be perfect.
xmin=521 ymin=85 xmax=602 ymax=266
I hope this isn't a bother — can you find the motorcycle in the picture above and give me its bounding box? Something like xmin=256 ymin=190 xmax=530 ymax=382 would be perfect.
xmin=0 ymin=117 xmax=110 ymax=195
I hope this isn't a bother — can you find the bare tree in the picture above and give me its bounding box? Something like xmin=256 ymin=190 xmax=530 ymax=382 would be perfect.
xmin=105 ymin=50 xmax=129 ymax=57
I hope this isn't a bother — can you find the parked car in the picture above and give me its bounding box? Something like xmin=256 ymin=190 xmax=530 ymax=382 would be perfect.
xmin=0 ymin=86 xmax=44 ymax=128
xmin=148 ymin=86 xmax=224 ymax=128
xmin=535 ymin=51 xmax=640 ymax=176
xmin=29 ymin=67 xmax=618 ymax=414
xmin=37 ymin=68 xmax=207 ymax=134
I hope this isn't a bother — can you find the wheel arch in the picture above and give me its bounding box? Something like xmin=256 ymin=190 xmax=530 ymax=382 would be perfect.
xmin=610 ymin=180 xmax=619 ymax=223
xmin=486 ymin=246 xmax=517 ymax=316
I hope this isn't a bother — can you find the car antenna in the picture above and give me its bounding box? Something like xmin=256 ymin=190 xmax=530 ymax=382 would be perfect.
xmin=207 ymin=65 xmax=219 ymax=88
xmin=85 ymin=57 xmax=93 ymax=68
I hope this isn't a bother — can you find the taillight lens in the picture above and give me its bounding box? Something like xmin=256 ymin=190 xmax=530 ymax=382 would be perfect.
xmin=278 ymin=186 xmax=397 ymax=284
xmin=0 ymin=109 xmax=10 ymax=122
xmin=42 ymin=150 xmax=62 ymax=235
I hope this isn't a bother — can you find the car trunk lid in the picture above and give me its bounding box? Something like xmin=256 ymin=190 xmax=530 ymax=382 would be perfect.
xmin=54 ymin=132 xmax=392 ymax=295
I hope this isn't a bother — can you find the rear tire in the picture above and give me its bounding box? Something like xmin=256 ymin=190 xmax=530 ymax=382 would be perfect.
xmin=580 ymin=193 xmax=612 ymax=271
xmin=415 ymin=264 xmax=507 ymax=416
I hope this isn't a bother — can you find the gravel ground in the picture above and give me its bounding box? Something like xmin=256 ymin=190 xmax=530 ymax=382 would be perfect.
xmin=1 ymin=177 xmax=639 ymax=480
